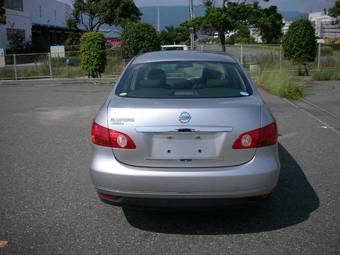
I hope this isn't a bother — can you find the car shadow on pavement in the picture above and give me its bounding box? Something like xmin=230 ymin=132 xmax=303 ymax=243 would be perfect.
xmin=123 ymin=144 xmax=320 ymax=234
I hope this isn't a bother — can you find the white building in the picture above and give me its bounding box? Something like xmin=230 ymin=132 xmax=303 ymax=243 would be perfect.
xmin=250 ymin=28 xmax=262 ymax=43
xmin=0 ymin=0 xmax=72 ymax=50
xmin=309 ymin=11 xmax=340 ymax=38
xmin=282 ymin=19 xmax=292 ymax=35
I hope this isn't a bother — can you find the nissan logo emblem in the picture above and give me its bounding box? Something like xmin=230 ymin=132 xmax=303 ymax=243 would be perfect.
xmin=178 ymin=112 xmax=191 ymax=123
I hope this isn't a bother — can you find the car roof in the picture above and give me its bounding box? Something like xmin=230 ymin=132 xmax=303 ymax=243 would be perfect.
xmin=132 ymin=51 xmax=237 ymax=64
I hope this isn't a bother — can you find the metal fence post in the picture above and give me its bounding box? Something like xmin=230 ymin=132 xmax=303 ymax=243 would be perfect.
xmin=317 ymin=43 xmax=321 ymax=70
xmin=279 ymin=44 xmax=282 ymax=70
xmin=13 ymin=54 xmax=18 ymax=80
xmin=111 ymin=51 xmax=114 ymax=76
xmin=48 ymin=53 xmax=53 ymax=79
xmin=240 ymin=44 xmax=244 ymax=65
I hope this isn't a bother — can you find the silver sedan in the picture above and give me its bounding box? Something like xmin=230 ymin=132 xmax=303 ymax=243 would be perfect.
xmin=90 ymin=51 xmax=280 ymax=207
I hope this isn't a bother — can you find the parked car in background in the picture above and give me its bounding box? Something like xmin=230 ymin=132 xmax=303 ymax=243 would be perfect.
xmin=161 ymin=44 xmax=189 ymax=51
xmin=90 ymin=51 xmax=280 ymax=207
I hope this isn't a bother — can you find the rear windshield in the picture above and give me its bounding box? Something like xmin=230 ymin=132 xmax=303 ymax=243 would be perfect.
xmin=115 ymin=61 xmax=252 ymax=98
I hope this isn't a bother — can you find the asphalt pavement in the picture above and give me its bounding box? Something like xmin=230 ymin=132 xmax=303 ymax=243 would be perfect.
xmin=0 ymin=80 xmax=339 ymax=255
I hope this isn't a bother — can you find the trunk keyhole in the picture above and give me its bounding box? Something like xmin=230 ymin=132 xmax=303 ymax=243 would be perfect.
xmin=198 ymin=149 xmax=202 ymax=153
xmin=167 ymin=150 xmax=171 ymax=153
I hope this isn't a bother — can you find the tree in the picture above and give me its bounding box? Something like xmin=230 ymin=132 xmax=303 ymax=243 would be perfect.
xmin=80 ymin=32 xmax=106 ymax=78
xmin=193 ymin=1 xmax=275 ymax=51
xmin=329 ymin=0 xmax=340 ymax=17
xmin=329 ymin=0 xmax=340 ymax=23
xmin=256 ymin=6 xmax=283 ymax=43
xmin=65 ymin=32 xmax=82 ymax=50
xmin=158 ymin=25 xmax=189 ymax=45
xmin=71 ymin=0 xmax=141 ymax=31
xmin=194 ymin=7 xmax=234 ymax=52
xmin=202 ymin=0 xmax=214 ymax=8
xmin=283 ymin=19 xmax=317 ymax=75
xmin=230 ymin=24 xmax=255 ymax=44
xmin=8 ymin=30 xmax=24 ymax=51
xmin=121 ymin=22 xmax=160 ymax=59
xmin=0 ymin=0 xmax=5 ymax=24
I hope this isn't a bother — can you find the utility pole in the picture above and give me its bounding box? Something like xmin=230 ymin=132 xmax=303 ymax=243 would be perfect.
xmin=157 ymin=7 xmax=160 ymax=32
xmin=189 ymin=0 xmax=194 ymax=50
xmin=317 ymin=42 xmax=321 ymax=70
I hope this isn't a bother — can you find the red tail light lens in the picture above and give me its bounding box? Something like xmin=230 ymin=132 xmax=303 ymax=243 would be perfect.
xmin=232 ymin=122 xmax=278 ymax=149
xmin=91 ymin=121 xmax=136 ymax=149
xmin=98 ymin=192 xmax=120 ymax=202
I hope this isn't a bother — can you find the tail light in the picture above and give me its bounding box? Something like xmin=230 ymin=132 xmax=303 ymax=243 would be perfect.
xmin=232 ymin=122 xmax=278 ymax=149
xmin=91 ymin=121 xmax=136 ymax=149
xmin=98 ymin=192 xmax=120 ymax=202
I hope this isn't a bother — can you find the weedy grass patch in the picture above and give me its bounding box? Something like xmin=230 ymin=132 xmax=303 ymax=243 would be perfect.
xmin=253 ymin=68 xmax=304 ymax=100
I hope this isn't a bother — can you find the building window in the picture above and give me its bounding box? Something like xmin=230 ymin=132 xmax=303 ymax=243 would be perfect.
xmin=4 ymin=0 xmax=23 ymax=12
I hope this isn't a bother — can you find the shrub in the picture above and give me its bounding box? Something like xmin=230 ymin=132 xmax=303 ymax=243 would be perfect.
xmin=121 ymin=22 xmax=160 ymax=60
xmin=313 ymin=68 xmax=340 ymax=80
xmin=283 ymin=19 xmax=317 ymax=75
xmin=80 ymin=32 xmax=106 ymax=78
xmin=65 ymin=32 xmax=81 ymax=51
xmin=7 ymin=30 xmax=24 ymax=51
xmin=321 ymin=46 xmax=333 ymax=56
xmin=255 ymin=68 xmax=303 ymax=100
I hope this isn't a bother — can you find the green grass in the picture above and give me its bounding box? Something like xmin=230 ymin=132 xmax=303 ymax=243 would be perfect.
xmin=253 ymin=68 xmax=304 ymax=100
xmin=0 ymin=60 xmax=124 ymax=79
xmin=241 ymin=44 xmax=281 ymax=51
xmin=312 ymin=68 xmax=340 ymax=80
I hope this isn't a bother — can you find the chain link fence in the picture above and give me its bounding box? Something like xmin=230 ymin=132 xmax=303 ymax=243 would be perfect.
xmin=199 ymin=43 xmax=340 ymax=75
xmin=0 ymin=49 xmax=125 ymax=80
xmin=1 ymin=44 xmax=339 ymax=80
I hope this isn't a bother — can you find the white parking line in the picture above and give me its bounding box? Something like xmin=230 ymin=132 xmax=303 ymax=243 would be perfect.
xmin=302 ymin=99 xmax=340 ymax=121
xmin=283 ymin=98 xmax=340 ymax=136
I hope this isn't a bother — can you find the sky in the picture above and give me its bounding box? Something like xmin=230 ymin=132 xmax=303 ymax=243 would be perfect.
xmin=60 ymin=0 xmax=336 ymax=13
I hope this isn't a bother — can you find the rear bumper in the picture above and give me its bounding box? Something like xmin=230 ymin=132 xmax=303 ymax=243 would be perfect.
xmin=90 ymin=145 xmax=280 ymax=200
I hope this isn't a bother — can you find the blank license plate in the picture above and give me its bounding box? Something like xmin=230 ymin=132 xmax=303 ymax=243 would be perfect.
xmin=150 ymin=134 xmax=218 ymax=160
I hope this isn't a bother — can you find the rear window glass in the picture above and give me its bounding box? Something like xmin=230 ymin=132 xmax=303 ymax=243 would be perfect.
xmin=115 ymin=61 xmax=252 ymax=98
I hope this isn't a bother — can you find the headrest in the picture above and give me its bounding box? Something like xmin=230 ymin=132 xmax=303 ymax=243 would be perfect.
xmin=206 ymin=79 xmax=228 ymax=88
xmin=147 ymin=69 xmax=166 ymax=81
xmin=138 ymin=80 xmax=162 ymax=88
xmin=202 ymin=68 xmax=222 ymax=80
xmin=173 ymin=79 xmax=193 ymax=89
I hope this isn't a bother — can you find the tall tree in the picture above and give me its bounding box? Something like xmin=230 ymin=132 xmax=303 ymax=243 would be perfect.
xmin=71 ymin=0 xmax=141 ymax=31
xmin=283 ymin=19 xmax=317 ymax=75
xmin=329 ymin=0 xmax=340 ymax=23
xmin=121 ymin=22 xmax=160 ymax=59
xmin=159 ymin=25 xmax=189 ymax=45
xmin=0 ymin=0 xmax=5 ymax=24
xmin=202 ymin=0 xmax=214 ymax=8
xmin=193 ymin=2 xmax=257 ymax=51
xmin=197 ymin=7 xmax=234 ymax=52
xmin=256 ymin=6 xmax=283 ymax=43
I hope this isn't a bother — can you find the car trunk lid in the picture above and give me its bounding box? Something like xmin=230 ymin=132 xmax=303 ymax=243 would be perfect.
xmin=107 ymin=96 xmax=261 ymax=168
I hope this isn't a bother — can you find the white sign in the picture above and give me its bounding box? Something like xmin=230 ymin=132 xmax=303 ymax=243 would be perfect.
xmin=50 ymin=45 xmax=65 ymax=58
xmin=317 ymin=39 xmax=325 ymax=44
xmin=0 ymin=48 xmax=5 ymax=68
